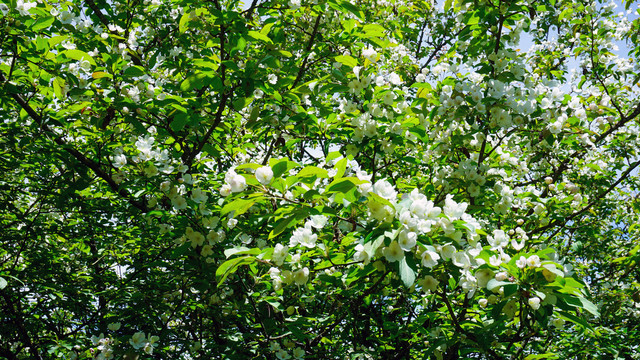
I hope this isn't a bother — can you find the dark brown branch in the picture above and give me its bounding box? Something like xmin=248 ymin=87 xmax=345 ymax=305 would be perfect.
xmin=408 ymin=26 xmax=468 ymax=86
xmin=84 ymin=0 xmax=110 ymax=28
xmin=415 ymin=18 xmax=429 ymax=56
xmin=516 ymin=96 xmax=640 ymax=191
xmin=182 ymin=91 xmax=231 ymax=168
xmin=261 ymin=136 xmax=280 ymax=165
xmin=84 ymin=0 xmax=143 ymax=66
xmin=532 ymin=159 xmax=640 ymax=236
xmin=291 ymin=14 xmax=323 ymax=89
xmin=1 ymin=292 xmax=43 ymax=360
xmin=623 ymin=100 xmax=640 ymax=122
xmin=0 ymin=72 xmax=148 ymax=212
xmin=309 ymin=270 xmax=391 ymax=347
xmin=243 ymin=0 xmax=261 ymax=19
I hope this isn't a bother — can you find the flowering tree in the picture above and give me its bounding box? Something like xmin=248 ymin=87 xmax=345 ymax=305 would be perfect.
xmin=1 ymin=0 xmax=640 ymax=358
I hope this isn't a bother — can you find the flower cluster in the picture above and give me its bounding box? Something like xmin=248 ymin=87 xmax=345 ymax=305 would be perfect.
xmin=129 ymin=332 xmax=159 ymax=355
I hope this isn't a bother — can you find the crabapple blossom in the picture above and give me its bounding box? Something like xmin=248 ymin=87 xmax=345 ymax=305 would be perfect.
xmin=272 ymin=244 xmax=289 ymax=266
xmin=293 ymin=267 xmax=309 ymax=285
xmin=362 ymin=48 xmax=377 ymax=62
xmin=129 ymin=332 xmax=146 ymax=349
xmin=227 ymin=172 xmax=247 ymax=193
xmin=475 ymin=269 xmax=494 ymax=288
xmin=191 ymin=188 xmax=208 ymax=203
xmin=528 ymin=297 xmax=541 ymax=310
xmin=421 ymin=247 xmax=440 ymax=268
xmin=527 ymin=255 xmax=541 ymax=268
xmin=383 ymin=241 xmax=404 ymax=262
xmin=255 ymin=166 xmax=274 ymax=185
xmin=418 ymin=275 xmax=439 ymax=292
xmin=353 ymin=244 xmax=370 ymax=264
xmin=289 ymin=226 xmax=317 ymax=248
xmin=397 ymin=230 xmax=417 ymax=251
xmin=15 ymin=0 xmax=36 ymax=16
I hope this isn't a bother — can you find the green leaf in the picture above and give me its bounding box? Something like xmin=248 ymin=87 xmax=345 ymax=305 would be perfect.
xmin=368 ymin=192 xmax=394 ymax=208
xmin=544 ymin=133 xmax=555 ymax=145
xmin=35 ymin=36 xmax=48 ymax=51
xmin=170 ymin=243 xmax=191 ymax=259
xmin=180 ymin=72 xmax=209 ymax=91
xmin=179 ymin=12 xmax=191 ymax=33
xmin=193 ymin=58 xmax=220 ymax=70
xmin=576 ymin=296 xmax=599 ymax=316
xmin=557 ymin=293 xmax=599 ymax=316
xmin=339 ymin=1 xmax=364 ymax=20
xmin=557 ymin=310 xmax=593 ymax=330
xmin=487 ymin=279 xmax=514 ymax=292
xmin=364 ymin=235 xmax=385 ymax=258
xmin=325 ymin=177 xmax=365 ymax=193
xmin=122 ymin=66 xmax=146 ymax=78
xmin=561 ymin=277 xmax=585 ymax=290
xmin=334 ymin=157 xmax=348 ymax=179
xmin=221 ymin=198 xmax=256 ymax=217
xmin=541 ymin=263 xmax=564 ymax=278
xmin=233 ymin=97 xmax=252 ymax=111
xmin=558 ymin=8 xmax=572 ymax=22
xmin=270 ymin=158 xmax=298 ymax=178
xmin=224 ymin=246 xmax=262 ymax=258
xmin=411 ymin=82 xmax=433 ymax=89
xmin=444 ymin=0 xmax=452 ymax=11
xmin=216 ymin=256 xmax=256 ymax=286
xmin=61 ymin=50 xmax=96 ymax=65
xmin=232 ymin=37 xmax=247 ymax=52
xmin=328 ymin=0 xmax=364 ymax=20
xmin=246 ymin=105 xmax=260 ymax=126
xmin=247 ymin=30 xmax=273 ymax=44
xmin=273 ymin=49 xmax=292 ymax=58
xmin=260 ymin=21 xmax=275 ymax=35
xmin=335 ymin=55 xmax=358 ymax=68
xmin=269 ymin=215 xmax=299 ymax=239
xmin=48 ymin=35 xmax=68 ymax=48
xmin=399 ymin=256 xmax=415 ymax=287
xmin=466 ymin=12 xmax=480 ymax=25
xmin=361 ymin=24 xmax=386 ymax=37
xmin=326 ymin=151 xmax=343 ymax=163
xmin=170 ymin=112 xmax=188 ymax=132
xmin=235 ymin=163 xmax=263 ymax=171
xmin=297 ymin=166 xmax=328 ymax=179
xmin=92 ymin=71 xmax=112 ymax=79
xmin=31 ymin=15 xmax=55 ymax=31
xmin=524 ymin=354 xmax=559 ymax=360
xmin=53 ymin=77 xmax=65 ymax=99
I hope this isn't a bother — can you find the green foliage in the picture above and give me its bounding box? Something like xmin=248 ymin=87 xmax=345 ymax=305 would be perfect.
xmin=1 ymin=0 xmax=640 ymax=359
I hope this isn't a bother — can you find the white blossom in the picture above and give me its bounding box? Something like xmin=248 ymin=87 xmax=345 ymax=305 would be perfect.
xmin=255 ymin=166 xmax=273 ymax=185
xmin=383 ymin=241 xmax=404 ymax=262
xmin=16 ymin=0 xmax=37 ymax=16
xmin=129 ymin=332 xmax=146 ymax=349
xmin=421 ymin=247 xmax=440 ymax=268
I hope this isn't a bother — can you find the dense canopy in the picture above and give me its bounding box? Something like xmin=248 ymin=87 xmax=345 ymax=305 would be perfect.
xmin=1 ymin=0 xmax=640 ymax=359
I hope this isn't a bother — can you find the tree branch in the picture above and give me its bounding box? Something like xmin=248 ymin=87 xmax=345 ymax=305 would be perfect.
xmin=291 ymin=14 xmax=323 ymax=89
xmin=84 ymin=0 xmax=110 ymax=29
xmin=532 ymin=159 xmax=640 ymax=236
xmin=0 ymin=72 xmax=148 ymax=212
xmin=1 ymin=292 xmax=43 ymax=360
xmin=182 ymin=91 xmax=231 ymax=168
